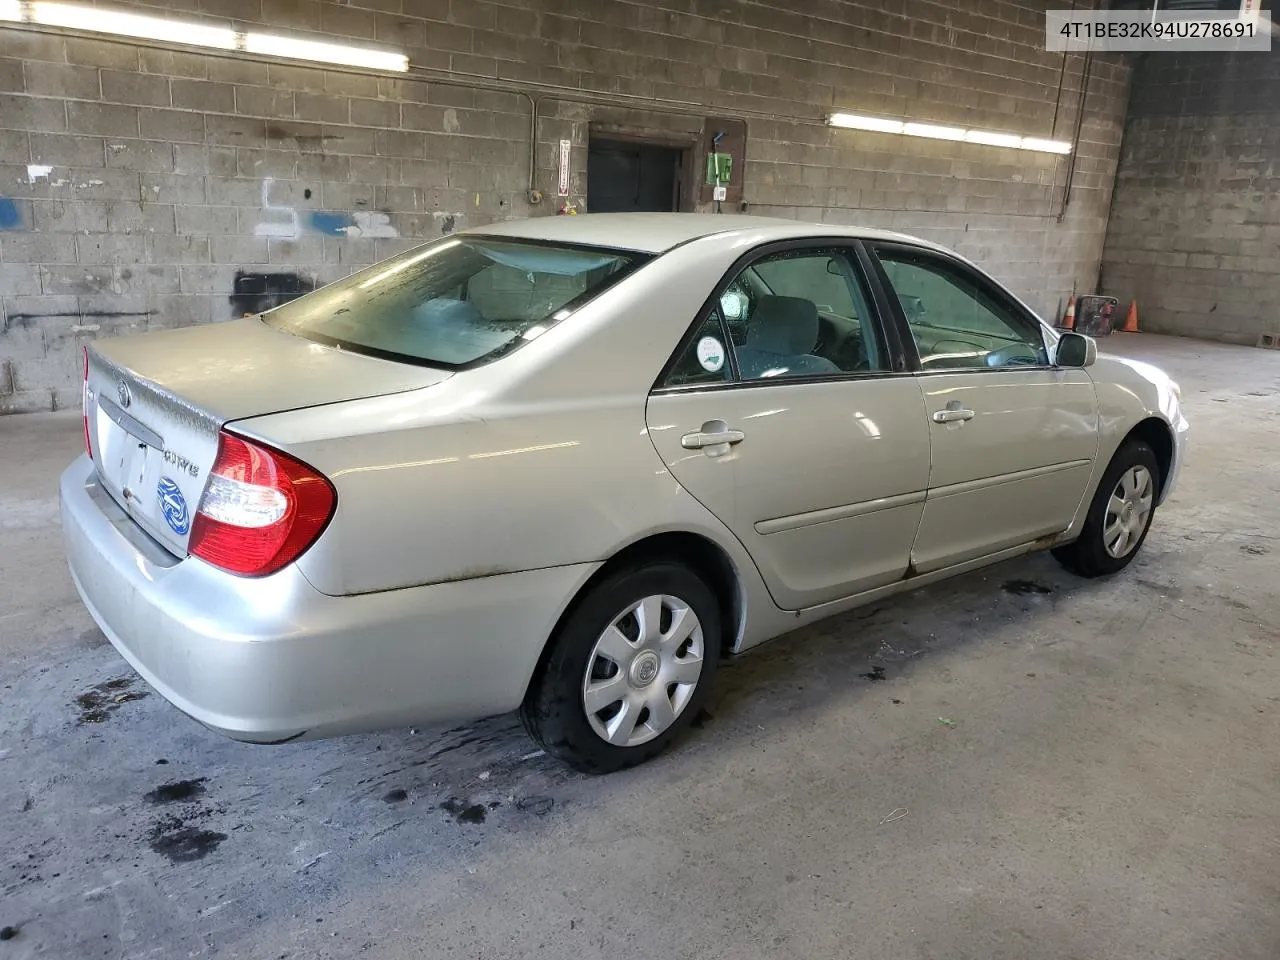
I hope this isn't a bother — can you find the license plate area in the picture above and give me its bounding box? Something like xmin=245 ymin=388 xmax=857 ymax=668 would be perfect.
xmin=95 ymin=397 xmax=170 ymax=544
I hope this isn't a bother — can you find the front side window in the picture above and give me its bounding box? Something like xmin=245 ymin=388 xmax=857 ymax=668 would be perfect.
xmin=873 ymin=248 xmax=1048 ymax=370
xmin=264 ymin=237 xmax=645 ymax=368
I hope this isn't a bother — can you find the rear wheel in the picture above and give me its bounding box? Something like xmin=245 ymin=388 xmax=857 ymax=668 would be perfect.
xmin=1052 ymin=440 xmax=1159 ymax=578
xmin=520 ymin=562 xmax=720 ymax=774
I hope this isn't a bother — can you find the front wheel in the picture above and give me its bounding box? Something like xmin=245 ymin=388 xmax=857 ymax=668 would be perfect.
xmin=1052 ymin=440 xmax=1160 ymax=578
xmin=520 ymin=562 xmax=720 ymax=774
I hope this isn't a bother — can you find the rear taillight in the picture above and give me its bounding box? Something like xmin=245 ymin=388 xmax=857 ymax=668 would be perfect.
xmin=188 ymin=432 xmax=336 ymax=578
xmin=82 ymin=347 xmax=92 ymax=458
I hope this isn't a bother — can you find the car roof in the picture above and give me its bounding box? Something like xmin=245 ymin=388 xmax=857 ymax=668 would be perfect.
xmin=462 ymin=212 xmax=950 ymax=257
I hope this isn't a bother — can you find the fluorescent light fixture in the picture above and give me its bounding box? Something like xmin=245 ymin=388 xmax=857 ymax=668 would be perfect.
xmin=31 ymin=2 xmax=237 ymax=48
xmin=829 ymin=111 xmax=1072 ymax=155
xmin=245 ymin=32 xmax=409 ymax=72
xmin=829 ymin=113 xmax=904 ymax=134
xmin=965 ymin=129 xmax=1022 ymax=148
xmin=13 ymin=3 xmax=410 ymax=72
xmin=903 ymin=121 xmax=965 ymax=141
xmin=1019 ymin=137 xmax=1072 ymax=155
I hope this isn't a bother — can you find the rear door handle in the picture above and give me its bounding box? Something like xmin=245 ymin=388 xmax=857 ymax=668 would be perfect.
xmin=681 ymin=429 xmax=745 ymax=449
xmin=681 ymin=420 xmax=745 ymax=454
xmin=931 ymin=406 xmax=975 ymax=424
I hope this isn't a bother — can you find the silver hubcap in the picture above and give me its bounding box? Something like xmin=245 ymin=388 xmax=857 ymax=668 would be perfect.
xmin=582 ymin=594 xmax=705 ymax=748
xmin=1103 ymin=465 xmax=1154 ymax=558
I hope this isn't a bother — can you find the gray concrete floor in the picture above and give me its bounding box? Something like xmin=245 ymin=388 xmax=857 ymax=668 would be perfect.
xmin=2 ymin=334 xmax=1279 ymax=960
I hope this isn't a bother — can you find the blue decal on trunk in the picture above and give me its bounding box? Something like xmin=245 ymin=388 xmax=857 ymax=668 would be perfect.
xmin=157 ymin=477 xmax=190 ymax=535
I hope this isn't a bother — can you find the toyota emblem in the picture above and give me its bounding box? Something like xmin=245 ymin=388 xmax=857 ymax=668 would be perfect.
xmin=117 ymin=379 xmax=131 ymax=408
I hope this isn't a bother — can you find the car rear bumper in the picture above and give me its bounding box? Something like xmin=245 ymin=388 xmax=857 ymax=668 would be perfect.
xmin=60 ymin=455 xmax=595 ymax=743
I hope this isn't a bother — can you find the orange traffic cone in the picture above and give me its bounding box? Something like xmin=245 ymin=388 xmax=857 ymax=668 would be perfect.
xmin=1119 ymin=300 xmax=1139 ymax=333
xmin=1060 ymin=295 xmax=1076 ymax=330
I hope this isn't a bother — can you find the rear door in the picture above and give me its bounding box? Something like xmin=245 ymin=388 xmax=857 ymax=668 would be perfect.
xmin=645 ymin=241 xmax=930 ymax=611
xmin=868 ymin=243 xmax=1098 ymax=574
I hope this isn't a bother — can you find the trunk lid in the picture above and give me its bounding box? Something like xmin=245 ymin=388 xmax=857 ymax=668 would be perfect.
xmin=85 ymin=318 xmax=450 ymax=558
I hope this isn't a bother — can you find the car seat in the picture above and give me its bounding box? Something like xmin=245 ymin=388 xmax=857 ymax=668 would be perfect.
xmin=735 ymin=295 xmax=840 ymax=379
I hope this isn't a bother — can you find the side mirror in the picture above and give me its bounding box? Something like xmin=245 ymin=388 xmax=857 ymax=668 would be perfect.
xmin=1056 ymin=331 xmax=1096 ymax=368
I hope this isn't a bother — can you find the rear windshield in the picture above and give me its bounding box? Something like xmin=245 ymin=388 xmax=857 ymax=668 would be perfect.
xmin=263 ymin=236 xmax=647 ymax=368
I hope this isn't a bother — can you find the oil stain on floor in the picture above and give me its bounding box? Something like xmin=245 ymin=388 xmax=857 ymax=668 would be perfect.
xmin=439 ymin=797 xmax=488 ymax=824
xmin=1002 ymin=579 xmax=1053 ymax=596
xmin=74 ymin=676 xmax=147 ymax=724
xmin=145 ymin=779 xmax=208 ymax=805
xmin=147 ymin=815 xmax=228 ymax=863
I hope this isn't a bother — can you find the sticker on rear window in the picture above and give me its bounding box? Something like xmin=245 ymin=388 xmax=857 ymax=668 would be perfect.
xmin=696 ymin=336 xmax=725 ymax=373
xmin=157 ymin=477 xmax=190 ymax=535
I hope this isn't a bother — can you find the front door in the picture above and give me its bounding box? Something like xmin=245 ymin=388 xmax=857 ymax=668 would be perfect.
xmin=869 ymin=244 xmax=1099 ymax=574
xmin=646 ymin=243 xmax=930 ymax=610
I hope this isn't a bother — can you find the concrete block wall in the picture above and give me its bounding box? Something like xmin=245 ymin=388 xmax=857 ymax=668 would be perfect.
xmin=1100 ymin=47 xmax=1280 ymax=345
xmin=0 ymin=0 xmax=1130 ymax=413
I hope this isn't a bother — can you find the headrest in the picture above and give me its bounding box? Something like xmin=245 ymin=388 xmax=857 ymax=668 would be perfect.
xmin=745 ymin=295 xmax=820 ymax=355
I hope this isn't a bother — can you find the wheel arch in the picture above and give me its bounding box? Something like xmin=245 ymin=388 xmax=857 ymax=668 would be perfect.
xmin=521 ymin=531 xmax=745 ymax=704
xmin=1122 ymin=416 xmax=1175 ymax=497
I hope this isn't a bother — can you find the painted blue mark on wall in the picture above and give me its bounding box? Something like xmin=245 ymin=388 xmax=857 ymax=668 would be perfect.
xmin=0 ymin=197 xmax=22 ymax=230
xmin=308 ymin=211 xmax=353 ymax=236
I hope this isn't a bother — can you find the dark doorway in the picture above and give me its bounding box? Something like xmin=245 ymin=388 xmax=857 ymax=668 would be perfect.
xmin=587 ymin=139 xmax=683 ymax=213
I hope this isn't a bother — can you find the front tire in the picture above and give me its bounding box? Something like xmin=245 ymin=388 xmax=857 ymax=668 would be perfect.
xmin=1052 ymin=440 xmax=1160 ymax=578
xmin=520 ymin=562 xmax=721 ymax=774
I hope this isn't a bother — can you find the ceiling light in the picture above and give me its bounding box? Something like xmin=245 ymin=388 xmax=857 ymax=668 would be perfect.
xmin=31 ymin=2 xmax=237 ymax=48
xmin=903 ymin=122 xmax=966 ymax=141
xmin=13 ymin=3 xmax=410 ymax=72
xmin=828 ymin=111 xmax=1072 ymax=156
xmin=965 ymin=129 xmax=1023 ymax=148
xmin=828 ymin=113 xmax=905 ymax=134
xmin=244 ymin=32 xmax=408 ymax=71
xmin=1019 ymin=137 xmax=1072 ymax=155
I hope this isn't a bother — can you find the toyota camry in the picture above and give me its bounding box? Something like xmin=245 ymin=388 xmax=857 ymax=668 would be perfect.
xmin=61 ymin=213 xmax=1188 ymax=772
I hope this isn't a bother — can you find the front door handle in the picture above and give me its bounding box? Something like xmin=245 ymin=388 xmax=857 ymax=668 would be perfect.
xmin=681 ymin=420 xmax=745 ymax=455
xmin=931 ymin=403 xmax=975 ymax=424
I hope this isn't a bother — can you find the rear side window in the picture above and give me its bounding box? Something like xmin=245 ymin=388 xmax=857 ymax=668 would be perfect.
xmin=264 ymin=237 xmax=646 ymax=368
xmin=662 ymin=246 xmax=886 ymax=387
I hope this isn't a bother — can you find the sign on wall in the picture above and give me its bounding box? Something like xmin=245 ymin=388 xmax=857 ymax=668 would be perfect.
xmin=558 ymin=139 xmax=571 ymax=197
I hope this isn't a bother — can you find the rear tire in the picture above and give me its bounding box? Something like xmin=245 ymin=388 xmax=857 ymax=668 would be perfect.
xmin=520 ymin=562 xmax=720 ymax=774
xmin=1052 ymin=440 xmax=1160 ymax=578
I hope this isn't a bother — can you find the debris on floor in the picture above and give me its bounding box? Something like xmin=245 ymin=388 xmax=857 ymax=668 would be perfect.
xmin=1002 ymin=579 xmax=1053 ymax=596
xmin=516 ymin=796 xmax=555 ymax=816
xmin=439 ymin=798 xmax=487 ymax=824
